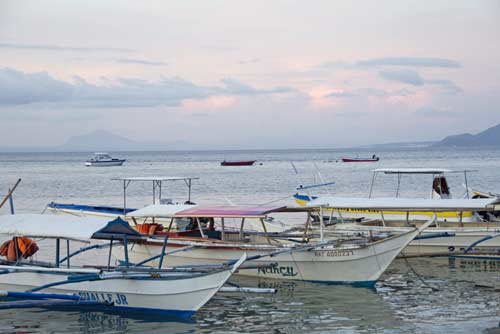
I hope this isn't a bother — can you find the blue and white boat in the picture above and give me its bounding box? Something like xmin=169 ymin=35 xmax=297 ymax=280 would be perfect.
xmin=0 ymin=214 xmax=245 ymax=318
xmin=85 ymin=153 xmax=126 ymax=167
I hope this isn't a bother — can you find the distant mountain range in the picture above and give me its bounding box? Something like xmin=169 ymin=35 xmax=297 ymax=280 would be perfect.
xmin=1 ymin=124 xmax=499 ymax=152
xmin=0 ymin=130 xmax=192 ymax=152
xmin=58 ymin=130 xmax=193 ymax=151
xmin=432 ymin=123 xmax=500 ymax=147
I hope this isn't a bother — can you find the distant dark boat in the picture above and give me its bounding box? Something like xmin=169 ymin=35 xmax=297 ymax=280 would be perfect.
xmin=341 ymin=156 xmax=379 ymax=163
xmin=220 ymin=160 xmax=256 ymax=166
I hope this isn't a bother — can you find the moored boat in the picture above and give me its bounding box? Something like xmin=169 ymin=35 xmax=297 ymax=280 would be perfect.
xmin=85 ymin=153 xmax=126 ymax=167
xmin=341 ymin=155 xmax=379 ymax=162
xmin=45 ymin=176 xmax=199 ymax=229
xmin=0 ymin=214 xmax=245 ymax=317
xmin=220 ymin=160 xmax=256 ymax=166
xmin=124 ymin=204 xmax=436 ymax=286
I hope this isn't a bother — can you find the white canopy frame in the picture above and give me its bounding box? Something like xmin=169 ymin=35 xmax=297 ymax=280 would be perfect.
xmin=368 ymin=168 xmax=478 ymax=199
xmin=111 ymin=177 xmax=200 ymax=214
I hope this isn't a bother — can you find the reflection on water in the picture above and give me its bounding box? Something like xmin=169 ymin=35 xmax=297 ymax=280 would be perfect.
xmin=0 ymin=256 xmax=498 ymax=334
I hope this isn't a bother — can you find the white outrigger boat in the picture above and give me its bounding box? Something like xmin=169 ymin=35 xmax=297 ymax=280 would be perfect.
xmin=306 ymin=197 xmax=500 ymax=256
xmin=121 ymin=203 xmax=444 ymax=286
xmin=46 ymin=176 xmax=199 ymax=229
xmin=0 ymin=214 xmax=245 ymax=318
xmin=85 ymin=153 xmax=126 ymax=167
xmin=294 ymin=168 xmax=492 ymax=223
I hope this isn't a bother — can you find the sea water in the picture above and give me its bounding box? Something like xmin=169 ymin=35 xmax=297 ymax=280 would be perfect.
xmin=0 ymin=148 xmax=499 ymax=333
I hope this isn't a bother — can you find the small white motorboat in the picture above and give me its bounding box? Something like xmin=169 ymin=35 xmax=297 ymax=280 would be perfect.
xmin=85 ymin=153 xmax=126 ymax=167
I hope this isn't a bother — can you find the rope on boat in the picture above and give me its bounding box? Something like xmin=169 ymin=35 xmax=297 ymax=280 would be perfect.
xmin=401 ymin=253 xmax=440 ymax=292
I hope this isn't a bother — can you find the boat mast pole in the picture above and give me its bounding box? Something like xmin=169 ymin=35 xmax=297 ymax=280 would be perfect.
xmin=221 ymin=217 xmax=226 ymax=241
xmin=0 ymin=178 xmax=21 ymax=210
xmin=464 ymin=171 xmax=469 ymax=198
xmin=152 ymin=181 xmax=156 ymax=204
xmin=8 ymin=188 xmax=14 ymax=214
xmin=396 ymin=173 xmax=401 ymax=198
xmin=55 ymin=239 xmax=60 ymax=268
xmin=123 ymin=180 xmax=126 ymax=215
xmin=368 ymin=172 xmax=376 ymax=198
xmin=319 ymin=206 xmax=324 ymax=242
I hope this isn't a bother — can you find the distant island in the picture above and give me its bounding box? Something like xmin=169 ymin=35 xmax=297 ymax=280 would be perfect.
xmin=432 ymin=123 xmax=500 ymax=147
xmin=1 ymin=124 xmax=499 ymax=152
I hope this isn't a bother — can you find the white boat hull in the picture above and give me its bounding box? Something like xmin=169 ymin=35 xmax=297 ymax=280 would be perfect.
xmin=333 ymin=224 xmax=500 ymax=256
xmin=0 ymin=267 xmax=234 ymax=317
xmin=85 ymin=160 xmax=125 ymax=167
xmin=128 ymin=229 xmax=420 ymax=286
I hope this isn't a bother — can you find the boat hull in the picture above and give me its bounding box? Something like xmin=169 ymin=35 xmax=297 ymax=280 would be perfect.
xmin=294 ymin=194 xmax=479 ymax=223
xmin=128 ymin=229 xmax=419 ymax=285
xmin=0 ymin=268 xmax=233 ymax=317
xmin=341 ymin=158 xmax=379 ymax=162
xmin=85 ymin=160 xmax=126 ymax=167
xmin=334 ymin=224 xmax=500 ymax=256
xmin=220 ymin=160 xmax=256 ymax=166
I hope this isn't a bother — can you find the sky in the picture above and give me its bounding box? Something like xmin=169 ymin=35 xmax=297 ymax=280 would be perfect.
xmin=0 ymin=0 xmax=499 ymax=149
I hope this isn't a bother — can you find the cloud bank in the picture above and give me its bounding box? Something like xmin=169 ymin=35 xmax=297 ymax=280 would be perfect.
xmin=0 ymin=42 xmax=133 ymax=53
xmin=0 ymin=67 xmax=292 ymax=108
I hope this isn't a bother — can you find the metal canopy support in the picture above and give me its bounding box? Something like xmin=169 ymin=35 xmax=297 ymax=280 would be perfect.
xmin=380 ymin=211 xmax=386 ymax=227
xmin=107 ymin=237 xmax=113 ymax=270
xmin=123 ymin=235 xmax=129 ymax=268
xmin=302 ymin=213 xmax=311 ymax=242
xmin=464 ymin=171 xmax=469 ymax=199
xmin=195 ymin=218 xmax=206 ymax=238
xmin=66 ymin=240 xmax=70 ymax=268
xmin=260 ymin=218 xmax=271 ymax=244
xmin=122 ymin=180 xmax=131 ymax=214
xmin=396 ymin=173 xmax=401 ymax=198
xmin=185 ymin=179 xmax=192 ymax=202
xmin=167 ymin=217 xmax=175 ymax=233
xmin=239 ymin=218 xmax=246 ymax=240
xmin=221 ymin=217 xmax=226 ymax=241
xmin=8 ymin=189 xmax=14 ymax=215
xmin=55 ymin=239 xmax=60 ymax=268
xmin=319 ymin=206 xmax=324 ymax=242
xmin=158 ymin=235 xmax=168 ymax=269
xmin=368 ymin=172 xmax=377 ymax=198
xmin=338 ymin=208 xmax=345 ymax=224
xmin=430 ymin=173 xmax=435 ymax=198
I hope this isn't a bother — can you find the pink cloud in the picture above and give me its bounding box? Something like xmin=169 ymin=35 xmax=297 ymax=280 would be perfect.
xmin=181 ymin=95 xmax=237 ymax=111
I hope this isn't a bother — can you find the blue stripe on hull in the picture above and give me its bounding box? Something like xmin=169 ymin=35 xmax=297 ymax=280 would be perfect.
xmin=1 ymin=297 xmax=197 ymax=320
xmin=306 ymin=280 xmax=377 ymax=289
xmin=47 ymin=202 xmax=137 ymax=215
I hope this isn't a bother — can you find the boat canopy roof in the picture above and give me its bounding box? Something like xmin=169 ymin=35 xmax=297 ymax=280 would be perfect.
xmin=306 ymin=197 xmax=500 ymax=212
xmin=111 ymin=176 xmax=199 ymax=182
xmin=127 ymin=204 xmax=197 ymax=218
xmin=174 ymin=205 xmax=287 ymax=218
xmin=0 ymin=214 xmax=144 ymax=242
xmin=372 ymin=168 xmax=476 ymax=174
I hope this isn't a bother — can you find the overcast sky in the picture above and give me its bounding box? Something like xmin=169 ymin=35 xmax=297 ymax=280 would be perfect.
xmin=1 ymin=1 xmax=499 ymax=149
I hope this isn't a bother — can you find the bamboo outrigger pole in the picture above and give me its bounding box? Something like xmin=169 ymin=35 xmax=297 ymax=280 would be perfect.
xmin=0 ymin=179 xmax=21 ymax=210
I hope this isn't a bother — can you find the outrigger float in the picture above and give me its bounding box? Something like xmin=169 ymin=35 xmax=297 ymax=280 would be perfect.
xmin=0 ymin=214 xmax=247 ymax=318
xmin=120 ymin=202 xmax=452 ymax=286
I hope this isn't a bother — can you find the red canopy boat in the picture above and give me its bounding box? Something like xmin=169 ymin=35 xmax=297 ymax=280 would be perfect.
xmin=341 ymin=155 xmax=379 ymax=162
xmin=220 ymin=160 xmax=256 ymax=166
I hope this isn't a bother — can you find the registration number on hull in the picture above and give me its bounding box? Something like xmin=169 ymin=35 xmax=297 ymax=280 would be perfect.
xmin=78 ymin=291 xmax=128 ymax=305
xmin=314 ymin=249 xmax=354 ymax=257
